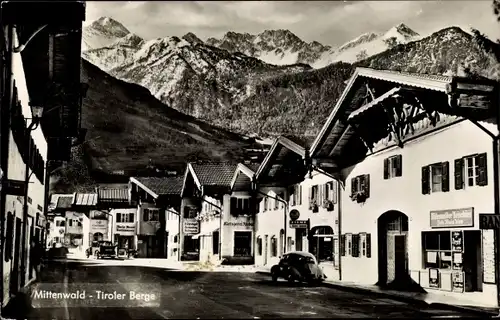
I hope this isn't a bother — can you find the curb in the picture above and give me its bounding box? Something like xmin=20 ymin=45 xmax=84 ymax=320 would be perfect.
xmin=255 ymin=271 xmax=497 ymax=316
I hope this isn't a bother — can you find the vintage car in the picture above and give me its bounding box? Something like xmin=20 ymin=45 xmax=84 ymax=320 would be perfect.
xmin=96 ymin=241 xmax=117 ymax=259
xmin=270 ymin=251 xmax=326 ymax=285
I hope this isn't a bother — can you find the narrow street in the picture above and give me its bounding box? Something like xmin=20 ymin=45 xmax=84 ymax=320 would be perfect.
xmin=11 ymin=260 xmax=486 ymax=319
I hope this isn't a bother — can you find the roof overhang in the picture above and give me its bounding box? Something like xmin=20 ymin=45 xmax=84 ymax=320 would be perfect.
xmin=130 ymin=177 xmax=159 ymax=199
xmin=181 ymin=163 xmax=202 ymax=197
xmin=230 ymin=163 xmax=255 ymax=190
xmin=255 ymin=136 xmax=306 ymax=181
xmin=310 ymin=67 xmax=499 ymax=168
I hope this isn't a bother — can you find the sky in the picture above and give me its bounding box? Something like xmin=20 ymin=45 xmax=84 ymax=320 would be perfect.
xmin=86 ymin=1 xmax=500 ymax=46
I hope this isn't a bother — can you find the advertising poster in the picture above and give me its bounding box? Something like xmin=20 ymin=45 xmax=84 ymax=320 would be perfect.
xmin=452 ymin=272 xmax=464 ymax=293
xmin=451 ymin=231 xmax=463 ymax=252
xmin=429 ymin=268 xmax=440 ymax=288
xmin=452 ymin=252 xmax=463 ymax=270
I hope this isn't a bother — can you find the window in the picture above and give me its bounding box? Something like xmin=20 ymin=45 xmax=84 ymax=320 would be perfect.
xmin=455 ymin=153 xmax=488 ymax=190
xmin=234 ymin=231 xmax=252 ymax=256
xmin=270 ymin=236 xmax=278 ymax=257
xmin=230 ymin=197 xmax=250 ymax=216
xmin=422 ymin=162 xmax=449 ymax=194
xmin=350 ymin=175 xmax=370 ymax=200
xmin=422 ymin=231 xmax=452 ymax=269
xmin=143 ymin=209 xmax=159 ymax=222
xmin=325 ymin=181 xmax=338 ymax=204
xmin=184 ymin=206 xmax=197 ymax=219
xmin=263 ymin=197 xmax=268 ymax=212
xmin=117 ymin=212 xmax=135 ymax=223
xmin=256 ymin=236 xmax=262 ymax=256
xmin=278 ymin=192 xmax=285 ymax=209
xmin=56 ymin=220 xmax=65 ymax=227
xmin=290 ymin=185 xmax=302 ymax=207
xmin=352 ymin=234 xmax=360 ymax=257
xmin=213 ymin=231 xmax=219 ymax=255
xmin=384 ymin=155 xmax=402 ymax=179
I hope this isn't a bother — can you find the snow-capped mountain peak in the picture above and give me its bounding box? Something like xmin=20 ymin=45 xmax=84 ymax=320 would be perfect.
xmin=182 ymin=32 xmax=203 ymax=45
xmin=83 ymin=16 xmax=131 ymax=51
xmin=89 ymin=17 xmax=130 ymax=38
xmin=383 ymin=23 xmax=420 ymax=41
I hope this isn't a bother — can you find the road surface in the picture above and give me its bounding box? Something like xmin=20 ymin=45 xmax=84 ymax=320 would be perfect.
xmin=7 ymin=260 xmax=488 ymax=319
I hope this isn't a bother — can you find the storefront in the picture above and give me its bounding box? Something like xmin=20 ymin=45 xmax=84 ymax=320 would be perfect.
xmin=181 ymin=214 xmax=200 ymax=261
xmin=417 ymin=208 xmax=482 ymax=293
xmin=90 ymin=219 xmax=109 ymax=242
xmin=114 ymin=222 xmax=137 ymax=251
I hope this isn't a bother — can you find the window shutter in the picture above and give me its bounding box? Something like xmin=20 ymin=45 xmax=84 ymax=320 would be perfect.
xmin=396 ymin=155 xmax=402 ymax=177
xmin=383 ymin=158 xmax=389 ymax=179
xmin=230 ymin=197 xmax=237 ymax=215
xmin=309 ymin=187 xmax=312 ymax=206
xmin=476 ymin=153 xmax=488 ymax=186
xmin=441 ymin=161 xmax=450 ymax=192
xmin=421 ymin=166 xmax=430 ymax=195
xmin=454 ymin=158 xmax=464 ymax=190
xmin=299 ymin=186 xmax=302 ymax=205
xmin=340 ymin=235 xmax=346 ymax=256
xmin=363 ymin=174 xmax=370 ymax=198
xmin=142 ymin=210 xmax=148 ymax=222
xmin=352 ymin=234 xmax=359 ymax=257
xmin=324 ymin=183 xmax=329 ymax=200
xmin=350 ymin=178 xmax=356 ymax=197
xmin=366 ymin=234 xmax=371 ymax=258
xmin=332 ymin=181 xmax=338 ymax=204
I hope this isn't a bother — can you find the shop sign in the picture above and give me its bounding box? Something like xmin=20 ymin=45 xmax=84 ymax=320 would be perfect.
xmin=451 ymin=231 xmax=463 ymax=252
xmin=183 ymin=219 xmax=199 ymax=235
xmin=429 ymin=208 xmax=474 ymax=228
xmin=223 ymin=222 xmax=253 ymax=227
xmin=452 ymin=272 xmax=464 ymax=293
xmin=289 ymin=220 xmax=308 ymax=228
xmin=429 ymin=268 xmax=440 ymax=288
xmin=482 ymin=230 xmax=496 ymax=284
xmin=116 ymin=223 xmax=135 ymax=234
xmin=91 ymin=219 xmax=108 ymax=231
xmin=3 ymin=179 xmax=26 ymax=196
xmin=479 ymin=214 xmax=500 ymax=229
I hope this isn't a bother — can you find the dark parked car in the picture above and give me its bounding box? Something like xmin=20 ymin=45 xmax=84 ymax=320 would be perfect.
xmin=96 ymin=241 xmax=117 ymax=259
xmin=270 ymin=251 xmax=326 ymax=285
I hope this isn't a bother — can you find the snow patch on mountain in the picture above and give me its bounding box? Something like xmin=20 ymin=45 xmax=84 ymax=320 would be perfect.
xmin=82 ymin=17 xmax=131 ymax=51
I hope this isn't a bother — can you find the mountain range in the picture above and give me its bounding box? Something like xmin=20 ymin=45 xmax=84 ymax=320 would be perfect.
xmin=55 ymin=16 xmax=500 ymax=191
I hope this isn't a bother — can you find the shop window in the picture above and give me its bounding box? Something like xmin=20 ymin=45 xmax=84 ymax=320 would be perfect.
xmin=183 ymin=236 xmax=199 ymax=254
xmin=234 ymin=231 xmax=252 ymax=256
xmin=256 ymin=236 xmax=262 ymax=256
xmin=213 ymin=231 xmax=219 ymax=255
xmin=143 ymin=209 xmax=159 ymax=221
xmin=422 ymin=162 xmax=449 ymax=194
xmin=455 ymin=153 xmax=488 ymax=190
xmin=270 ymin=236 xmax=278 ymax=257
xmin=384 ymin=155 xmax=402 ymax=179
xmin=422 ymin=231 xmax=452 ymax=269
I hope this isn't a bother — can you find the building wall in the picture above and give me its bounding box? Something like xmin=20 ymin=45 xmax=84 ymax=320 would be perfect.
xmin=198 ymin=195 xmax=222 ymax=264
xmin=179 ymin=197 xmax=201 ymax=261
xmin=221 ymin=192 xmax=254 ymax=264
xmin=166 ymin=209 xmax=179 ymax=259
xmin=340 ymin=119 xmax=497 ymax=306
xmin=2 ymin=34 xmax=48 ymax=306
xmin=111 ymin=208 xmax=137 ymax=250
xmin=254 ymin=187 xmax=287 ymax=268
xmin=47 ymin=217 xmax=65 ymax=247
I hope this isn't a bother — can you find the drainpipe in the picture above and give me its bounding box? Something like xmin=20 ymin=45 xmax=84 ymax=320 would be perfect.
xmin=252 ymin=177 xmax=288 ymax=255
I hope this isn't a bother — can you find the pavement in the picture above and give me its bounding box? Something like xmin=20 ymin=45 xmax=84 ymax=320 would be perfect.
xmin=0 ymin=258 xmax=493 ymax=319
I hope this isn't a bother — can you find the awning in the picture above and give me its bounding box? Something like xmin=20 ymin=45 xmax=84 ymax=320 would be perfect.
xmin=192 ymin=227 xmax=220 ymax=239
xmin=348 ymin=87 xmax=402 ymax=121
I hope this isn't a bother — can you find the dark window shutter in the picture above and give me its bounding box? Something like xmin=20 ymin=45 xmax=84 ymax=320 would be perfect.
xmin=230 ymin=197 xmax=237 ymax=215
xmin=396 ymin=155 xmax=403 ymax=177
xmin=352 ymin=234 xmax=359 ymax=257
xmin=351 ymin=178 xmax=358 ymax=198
xmin=363 ymin=174 xmax=370 ymax=198
xmin=442 ymin=161 xmax=450 ymax=192
xmin=340 ymin=235 xmax=346 ymax=256
xmin=366 ymin=234 xmax=371 ymax=258
xmin=142 ymin=210 xmax=148 ymax=222
xmin=421 ymin=166 xmax=430 ymax=195
xmin=383 ymin=158 xmax=389 ymax=179
xmin=454 ymin=158 xmax=464 ymax=190
xmin=476 ymin=153 xmax=488 ymax=186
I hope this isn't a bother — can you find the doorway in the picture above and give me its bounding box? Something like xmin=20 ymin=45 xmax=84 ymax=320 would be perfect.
xmin=377 ymin=211 xmax=409 ymax=286
xmin=309 ymin=226 xmax=334 ymax=262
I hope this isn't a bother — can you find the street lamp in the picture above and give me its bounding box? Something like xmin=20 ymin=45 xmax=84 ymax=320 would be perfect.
xmin=20 ymin=103 xmax=44 ymax=286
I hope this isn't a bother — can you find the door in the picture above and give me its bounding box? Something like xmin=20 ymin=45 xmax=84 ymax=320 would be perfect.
xmin=11 ymin=218 xmax=22 ymax=294
xmin=394 ymin=235 xmax=407 ymax=280
xmin=264 ymin=235 xmax=268 ymax=265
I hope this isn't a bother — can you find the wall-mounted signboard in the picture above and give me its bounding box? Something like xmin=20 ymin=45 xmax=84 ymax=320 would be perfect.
xmin=183 ymin=219 xmax=199 ymax=235
xmin=482 ymin=230 xmax=496 ymax=284
xmin=430 ymin=208 xmax=473 ymax=228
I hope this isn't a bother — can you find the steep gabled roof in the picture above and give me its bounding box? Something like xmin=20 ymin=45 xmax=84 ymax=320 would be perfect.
xmin=255 ymin=136 xmax=306 ymax=180
xmin=230 ymin=163 xmax=257 ymax=190
xmin=182 ymin=162 xmax=239 ymax=196
xmin=130 ymin=176 xmax=184 ymax=198
xmin=309 ymin=67 xmax=497 ymax=159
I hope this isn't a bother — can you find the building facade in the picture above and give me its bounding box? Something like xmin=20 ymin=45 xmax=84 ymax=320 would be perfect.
xmin=310 ymin=67 xmax=499 ymax=306
xmin=65 ymin=211 xmax=89 ymax=256
xmin=111 ymin=208 xmax=137 ymax=252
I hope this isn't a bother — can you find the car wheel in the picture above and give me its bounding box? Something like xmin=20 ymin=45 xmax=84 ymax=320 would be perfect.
xmin=271 ymin=271 xmax=278 ymax=282
xmin=287 ymin=275 xmax=294 ymax=283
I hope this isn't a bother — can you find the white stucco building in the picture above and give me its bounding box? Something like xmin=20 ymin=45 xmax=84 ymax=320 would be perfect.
xmin=310 ymin=67 xmax=499 ymax=307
